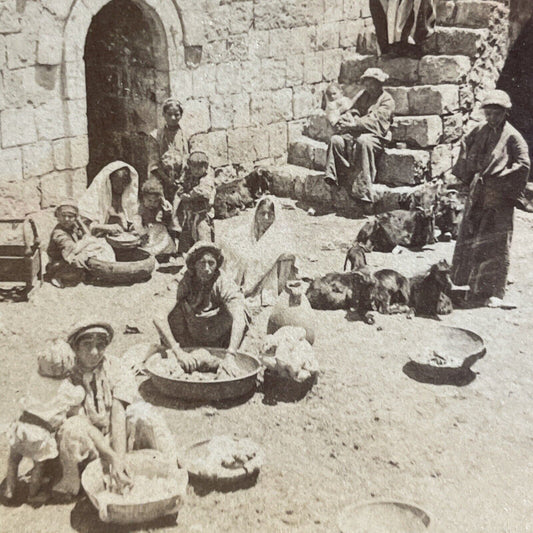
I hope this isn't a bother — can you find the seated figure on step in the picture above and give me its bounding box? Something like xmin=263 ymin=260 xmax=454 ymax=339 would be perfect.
xmin=324 ymin=68 xmax=395 ymax=208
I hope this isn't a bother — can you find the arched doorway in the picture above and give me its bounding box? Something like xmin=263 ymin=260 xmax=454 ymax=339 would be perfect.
xmin=84 ymin=0 xmax=170 ymax=183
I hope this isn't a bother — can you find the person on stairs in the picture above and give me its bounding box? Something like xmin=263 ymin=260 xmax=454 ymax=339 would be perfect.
xmin=324 ymin=68 xmax=395 ymax=209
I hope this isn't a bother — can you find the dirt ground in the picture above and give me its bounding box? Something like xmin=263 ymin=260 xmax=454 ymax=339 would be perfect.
xmin=0 ymin=201 xmax=532 ymax=533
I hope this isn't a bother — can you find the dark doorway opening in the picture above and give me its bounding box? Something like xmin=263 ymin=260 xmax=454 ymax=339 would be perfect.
xmin=497 ymin=16 xmax=533 ymax=161
xmin=84 ymin=0 xmax=169 ymax=184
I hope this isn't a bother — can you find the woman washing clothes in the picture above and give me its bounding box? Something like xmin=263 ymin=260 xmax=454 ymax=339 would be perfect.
xmin=220 ymin=196 xmax=298 ymax=306
xmin=154 ymin=242 xmax=248 ymax=373
xmin=78 ymin=161 xmax=139 ymax=237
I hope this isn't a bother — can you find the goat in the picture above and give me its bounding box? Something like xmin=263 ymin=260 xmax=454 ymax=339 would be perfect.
xmin=410 ymin=260 xmax=454 ymax=317
xmin=343 ymin=242 xmax=369 ymax=271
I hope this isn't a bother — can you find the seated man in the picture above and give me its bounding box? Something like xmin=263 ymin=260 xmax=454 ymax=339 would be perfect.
xmin=325 ymin=68 xmax=395 ymax=206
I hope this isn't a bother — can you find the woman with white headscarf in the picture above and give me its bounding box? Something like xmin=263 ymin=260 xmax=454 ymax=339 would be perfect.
xmin=78 ymin=161 xmax=139 ymax=237
xmin=220 ymin=196 xmax=298 ymax=305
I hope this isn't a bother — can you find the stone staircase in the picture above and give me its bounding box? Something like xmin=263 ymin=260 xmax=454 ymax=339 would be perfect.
xmin=267 ymin=0 xmax=510 ymax=214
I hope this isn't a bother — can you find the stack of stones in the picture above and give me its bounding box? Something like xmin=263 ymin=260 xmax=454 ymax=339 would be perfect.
xmin=266 ymin=0 xmax=510 ymax=214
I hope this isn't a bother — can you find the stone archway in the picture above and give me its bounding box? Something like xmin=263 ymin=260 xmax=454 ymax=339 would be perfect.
xmin=84 ymin=0 xmax=170 ymax=182
xmin=61 ymin=0 xmax=184 ymax=192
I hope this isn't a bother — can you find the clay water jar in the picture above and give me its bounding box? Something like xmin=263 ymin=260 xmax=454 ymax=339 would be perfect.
xmin=267 ymin=280 xmax=316 ymax=344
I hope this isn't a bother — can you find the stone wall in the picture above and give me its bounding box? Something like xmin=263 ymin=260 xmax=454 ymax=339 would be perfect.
xmin=0 ymin=0 xmax=377 ymax=217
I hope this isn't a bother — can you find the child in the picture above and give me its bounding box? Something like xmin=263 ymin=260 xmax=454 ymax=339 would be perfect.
xmin=133 ymin=177 xmax=176 ymax=258
xmin=322 ymin=82 xmax=355 ymax=128
xmin=46 ymin=200 xmax=87 ymax=288
xmin=51 ymin=319 xmax=176 ymax=499
xmin=173 ymin=151 xmax=216 ymax=254
xmin=46 ymin=199 xmax=115 ymax=288
xmin=4 ymin=339 xmax=85 ymax=502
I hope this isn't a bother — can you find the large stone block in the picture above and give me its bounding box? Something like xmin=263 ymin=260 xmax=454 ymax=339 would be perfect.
xmin=391 ymin=115 xmax=443 ymax=148
xmin=63 ymin=61 xmax=86 ymax=100
xmin=340 ymin=19 xmax=364 ymax=49
xmin=41 ymin=171 xmax=71 ymax=208
xmin=191 ymin=65 xmax=216 ymax=98
xmin=322 ymin=49 xmax=343 ymax=81
xmin=226 ymin=35 xmax=249 ymax=62
xmin=6 ymin=33 xmax=35 ymax=69
xmin=189 ymin=130 xmax=229 ymax=168
xmin=432 ymin=27 xmax=487 ymax=57
xmin=407 ymin=84 xmax=460 ymax=115
xmin=254 ymin=0 xmax=324 ymax=30
xmin=378 ymin=57 xmax=420 ymax=85
xmin=260 ymin=59 xmax=286 ymax=90
xmin=2 ymin=68 xmax=25 ymax=108
xmin=71 ymin=167 xmax=87 ymax=200
xmin=216 ymin=63 xmax=243 ymax=95
xmin=430 ymin=143 xmax=455 ymax=178
xmin=22 ymin=141 xmax=54 ymax=178
xmin=169 ymin=69 xmax=193 ymax=102
xmin=227 ymin=127 xmax=269 ymax=163
xmin=0 ymin=146 xmax=22 ymax=183
xmin=385 ymin=87 xmax=410 ymax=116
xmin=0 ymin=0 xmax=21 ymax=34
xmin=267 ymin=122 xmax=288 ymax=159
xmin=292 ymin=85 xmax=323 ymax=119
xmin=64 ymin=99 xmax=87 ymax=138
xmin=288 ymin=137 xmax=327 ymax=171
xmin=419 ymin=55 xmax=471 ymax=84
xmin=442 ymin=113 xmax=464 ymax=143
xmin=36 ymin=99 xmax=66 ymax=140
xmin=377 ymin=148 xmax=430 ymax=186
xmin=37 ymin=15 xmax=63 ymax=65
xmin=181 ymin=98 xmax=211 ymax=136
xmin=0 ymin=178 xmax=40 ymax=218
xmin=251 ymin=89 xmax=292 ymax=126
xmin=229 ymin=1 xmax=254 ymax=34
xmin=437 ymin=1 xmax=500 ymax=28
xmin=304 ymin=53 xmax=323 ymax=84
xmin=303 ymin=172 xmax=331 ymax=204
xmin=324 ymin=0 xmax=344 ymax=23
xmin=373 ymin=183 xmax=415 ymax=213
xmin=1 ymin=108 xmax=37 ymax=148
xmin=248 ymin=30 xmax=270 ymax=59
xmin=41 ymin=0 xmax=72 ymax=20
xmin=338 ymin=54 xmax=377 ymax=84
xmin=316 ymin=22 xmax=340 ymax=50
xmin=286 ymin=55 xmax=305 ymax=87
xmin=52 ymin=136 xmax=89 ymax=171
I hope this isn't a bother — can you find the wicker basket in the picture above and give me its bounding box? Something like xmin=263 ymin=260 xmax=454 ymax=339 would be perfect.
xmin=81 ymin=450 xmax=188 ymax=524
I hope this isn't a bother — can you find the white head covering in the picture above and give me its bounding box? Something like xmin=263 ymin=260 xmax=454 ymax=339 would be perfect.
xmin=219 ymin=195 xmax=295 ymax=295
xmin=78 ymin=161 xmax=139 ymax=224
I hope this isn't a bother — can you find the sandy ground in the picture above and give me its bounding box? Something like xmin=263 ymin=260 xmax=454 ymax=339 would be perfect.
xmin=0 ymin=201 xmax=532 ymax=533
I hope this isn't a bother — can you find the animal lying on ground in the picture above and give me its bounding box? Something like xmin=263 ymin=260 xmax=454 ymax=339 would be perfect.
xmin=410 ymin=260 xmax=454 ymax=317
xmin=356 ymin=208 xmax=436 ymax=252
xmin=343 ymin=242 xmax=369 ymax=271
xmin=370 ymin=269 xmax=412 ymax=316
xmin=435 ymin=191 xmax=464 ymax=240
xmin=214 ymin=177 xmax=254 ymax=219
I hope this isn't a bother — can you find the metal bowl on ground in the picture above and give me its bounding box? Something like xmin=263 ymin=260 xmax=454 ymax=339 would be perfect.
xmin=180 ymin=437 xmax=263 ymax=491
xmin=81 ymin=449 xmax=188 ymax=525
xmin=145 ymin=348 xmax=261 ymax=402
xmin=87 ymin=247 xmax=155 ymax=284
xmin=338 ymin=500 xmax=431 ymax=533
xmin=411 ymin=326 xmax=485 ymax=370
xmin=106 ymin=232 xmax=141 ymax=249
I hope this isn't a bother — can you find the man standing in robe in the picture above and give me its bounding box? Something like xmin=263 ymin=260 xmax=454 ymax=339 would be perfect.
xmin=451 ymin=90 xmax=530 ymax=306
xmin=324 ymin=68 xmax=395 ymax=205
xmin=370 ymin=0 xmax=436 ymax=57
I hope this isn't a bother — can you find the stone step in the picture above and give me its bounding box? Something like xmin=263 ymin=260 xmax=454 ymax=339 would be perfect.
xmin=340 ymin=54 xmax=471 ymax=86
xmin=386 ymin=84 xmax=460 ymax=116
xmin=377 ymin=147 xmax=431 ymax=186
xmin=437 ymin=0 xmax=503 ymax=29
xmin=423 ymin=27 xmax=488 ymax=57
xmin=302 ymin=111 xmax=334 ymax=144
xmin=288 ymin=137 xmax=327 ymax=171
xmin=391 ymin=115 xmax=443 ymax=148
xmin=260 ymin=163 xmax=430 ymax=215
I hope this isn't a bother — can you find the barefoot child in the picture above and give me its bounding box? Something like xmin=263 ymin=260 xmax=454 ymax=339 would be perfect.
xmin=173 ymin=151 xmax=216 ymax=254
xmin=4 ymin=339 xmax=84 ymax=502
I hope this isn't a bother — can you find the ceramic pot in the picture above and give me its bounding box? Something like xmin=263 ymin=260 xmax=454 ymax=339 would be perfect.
xmin=267 ymin=281 xmax=316 ymax=344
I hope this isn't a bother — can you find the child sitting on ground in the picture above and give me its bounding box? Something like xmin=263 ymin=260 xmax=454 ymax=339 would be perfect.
xmin=46 ymin=199 xmax=115 ymax=288
xmin=133 ymin=177 xmax=176 ymax=258
xmin=173 ymin=151 xmax=216 ymax=254
xmin=4 ymin=339 xmax=85 ymax=502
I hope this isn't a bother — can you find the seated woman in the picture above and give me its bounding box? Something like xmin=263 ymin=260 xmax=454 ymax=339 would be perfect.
xmin=78 ymin=161 xmax=139 ymax=237
xmin=133 ymin=177 xmax=176 ymax=259
xmin=46 ymin=199 xmax=115 ymax=288
xmin=154 ymin=242 xmax=248 ymax=372
xmin=49 ymin=319 xmax=176 ymax=499
xmin=220 ymin=196 xmax=298 ymax=305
